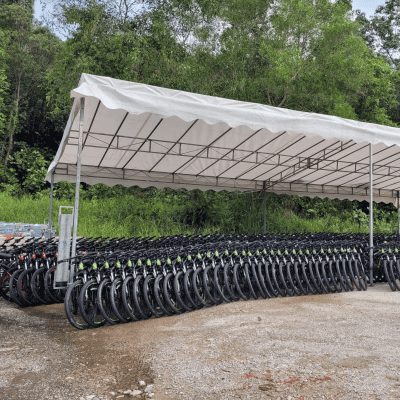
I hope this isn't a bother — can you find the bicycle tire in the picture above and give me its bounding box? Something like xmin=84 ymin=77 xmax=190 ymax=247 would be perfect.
xmin=79 ymin=278 xmax=106 ymax=328
xmin=64 ymin=279 xmax=89 ymax=330
xmin=98 ymin=277 xmax=121 ymax=324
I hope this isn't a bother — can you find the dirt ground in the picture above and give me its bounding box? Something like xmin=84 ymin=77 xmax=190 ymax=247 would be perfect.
xmin=1 ymin=285 xmax=400 ymax=400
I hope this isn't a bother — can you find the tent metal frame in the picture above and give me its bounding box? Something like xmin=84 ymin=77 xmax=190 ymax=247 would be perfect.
xmin=71 ymin=98 xmax=85 ymax=260
xmin=46 ymin=96 xmax=400 ymax=286
xmin=62 ymin=133 xmax=400 ymax=181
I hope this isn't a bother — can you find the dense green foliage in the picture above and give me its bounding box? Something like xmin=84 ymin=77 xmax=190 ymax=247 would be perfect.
xmin=0 ymin=188 xmax=398 ymax=237
xmin=0 ymin=0 xmax=399 ymax=236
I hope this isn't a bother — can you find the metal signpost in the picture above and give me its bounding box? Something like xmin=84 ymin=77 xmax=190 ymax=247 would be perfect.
xmin=54 ymin=206 xmax=74 ymax=288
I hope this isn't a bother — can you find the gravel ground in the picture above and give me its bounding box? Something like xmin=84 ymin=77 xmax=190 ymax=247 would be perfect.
xmin=1 ymin=284 xmax=400 ymax=400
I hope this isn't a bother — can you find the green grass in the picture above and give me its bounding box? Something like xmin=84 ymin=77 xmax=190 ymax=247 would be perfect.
xmin=0 ymin=192 xmax=187 ymax=237
xmin=0 ymin=190 xmax=397 ymax=238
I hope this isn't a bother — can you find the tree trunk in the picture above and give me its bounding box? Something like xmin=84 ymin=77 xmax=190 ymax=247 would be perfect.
xmin=4 ymin=75 xmax=20 ymax=167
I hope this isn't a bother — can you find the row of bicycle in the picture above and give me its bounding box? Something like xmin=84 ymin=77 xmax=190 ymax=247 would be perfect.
xmin=0 ymin=233 xmax=215 ymax=305
xmin=2 ymin=233 xmax=400 ymax=330
xmin=64 ymin=241 xmax=370 ymax=329
xmin=375 ymin=244 xmax=400 ymax=291
xmin=0 ymin=232 xmax=369 ymax=306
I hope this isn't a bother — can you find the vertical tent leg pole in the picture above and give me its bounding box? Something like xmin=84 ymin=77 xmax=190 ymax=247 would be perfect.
xmin=369 ymin=143 xmax=374 ymax=286
xmin=262 ymin=182 xmax=267 ymax=234
xmin=397 ymin=191 xmax=400 ymax=236
xmin=48 ymin=171 xmax=54 ymax=230
xmin=70 ymin=97 xmax=85 ymax=270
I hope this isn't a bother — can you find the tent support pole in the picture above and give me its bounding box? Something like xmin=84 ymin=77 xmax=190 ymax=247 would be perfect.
xmin=369 ymin=143 xmax=374 ymax=286
xmin=48 ymin=171 xmax=54 ymax=230
xmin=70 ymin=97 xmax=85 ymax=265
xmin=397 ymin=191 xmax=400 ymax=236
xmin=262 ymin=182 xmax=267 ymax=234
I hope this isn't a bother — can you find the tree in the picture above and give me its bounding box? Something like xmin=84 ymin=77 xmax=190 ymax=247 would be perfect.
xmin=161 ymin=0 xmax=397 ymax=124
xmin=355 ymin=0 xmax=400 ymax=125
xmin=46 ymin=0 xmax=189 ymax=122
xmin=370 ymin=0 xmax=400 ymax=67
xmin=0 ymin=1 xmax=60 ymax=170
xmin=0 ymin=30 xmax=9 ymax=176
xmin=0 ymin=2 xmax=33 ymax=167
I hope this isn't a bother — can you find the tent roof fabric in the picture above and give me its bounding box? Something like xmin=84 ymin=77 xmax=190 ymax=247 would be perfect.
xmin=47 ymin=73 xmax=400 ymax=204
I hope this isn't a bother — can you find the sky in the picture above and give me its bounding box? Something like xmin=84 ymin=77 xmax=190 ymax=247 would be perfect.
xmin=34 ymin=1 xmax=50 ymax=20
xmin=352 ymin=0 xmax=384 ymax=16
xmin=33 ymin=0 xmax=385 ymax=21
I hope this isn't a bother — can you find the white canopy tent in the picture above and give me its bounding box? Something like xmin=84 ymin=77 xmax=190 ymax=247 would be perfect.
xmin=48 ymin=74 xmax=400 ymax=202
xmin=47 ymin=73 xmax=400 ymax=277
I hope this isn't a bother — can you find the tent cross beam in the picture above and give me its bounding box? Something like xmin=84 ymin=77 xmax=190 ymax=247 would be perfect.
xmin=262 ymin=140 xmax=356 ymax=190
